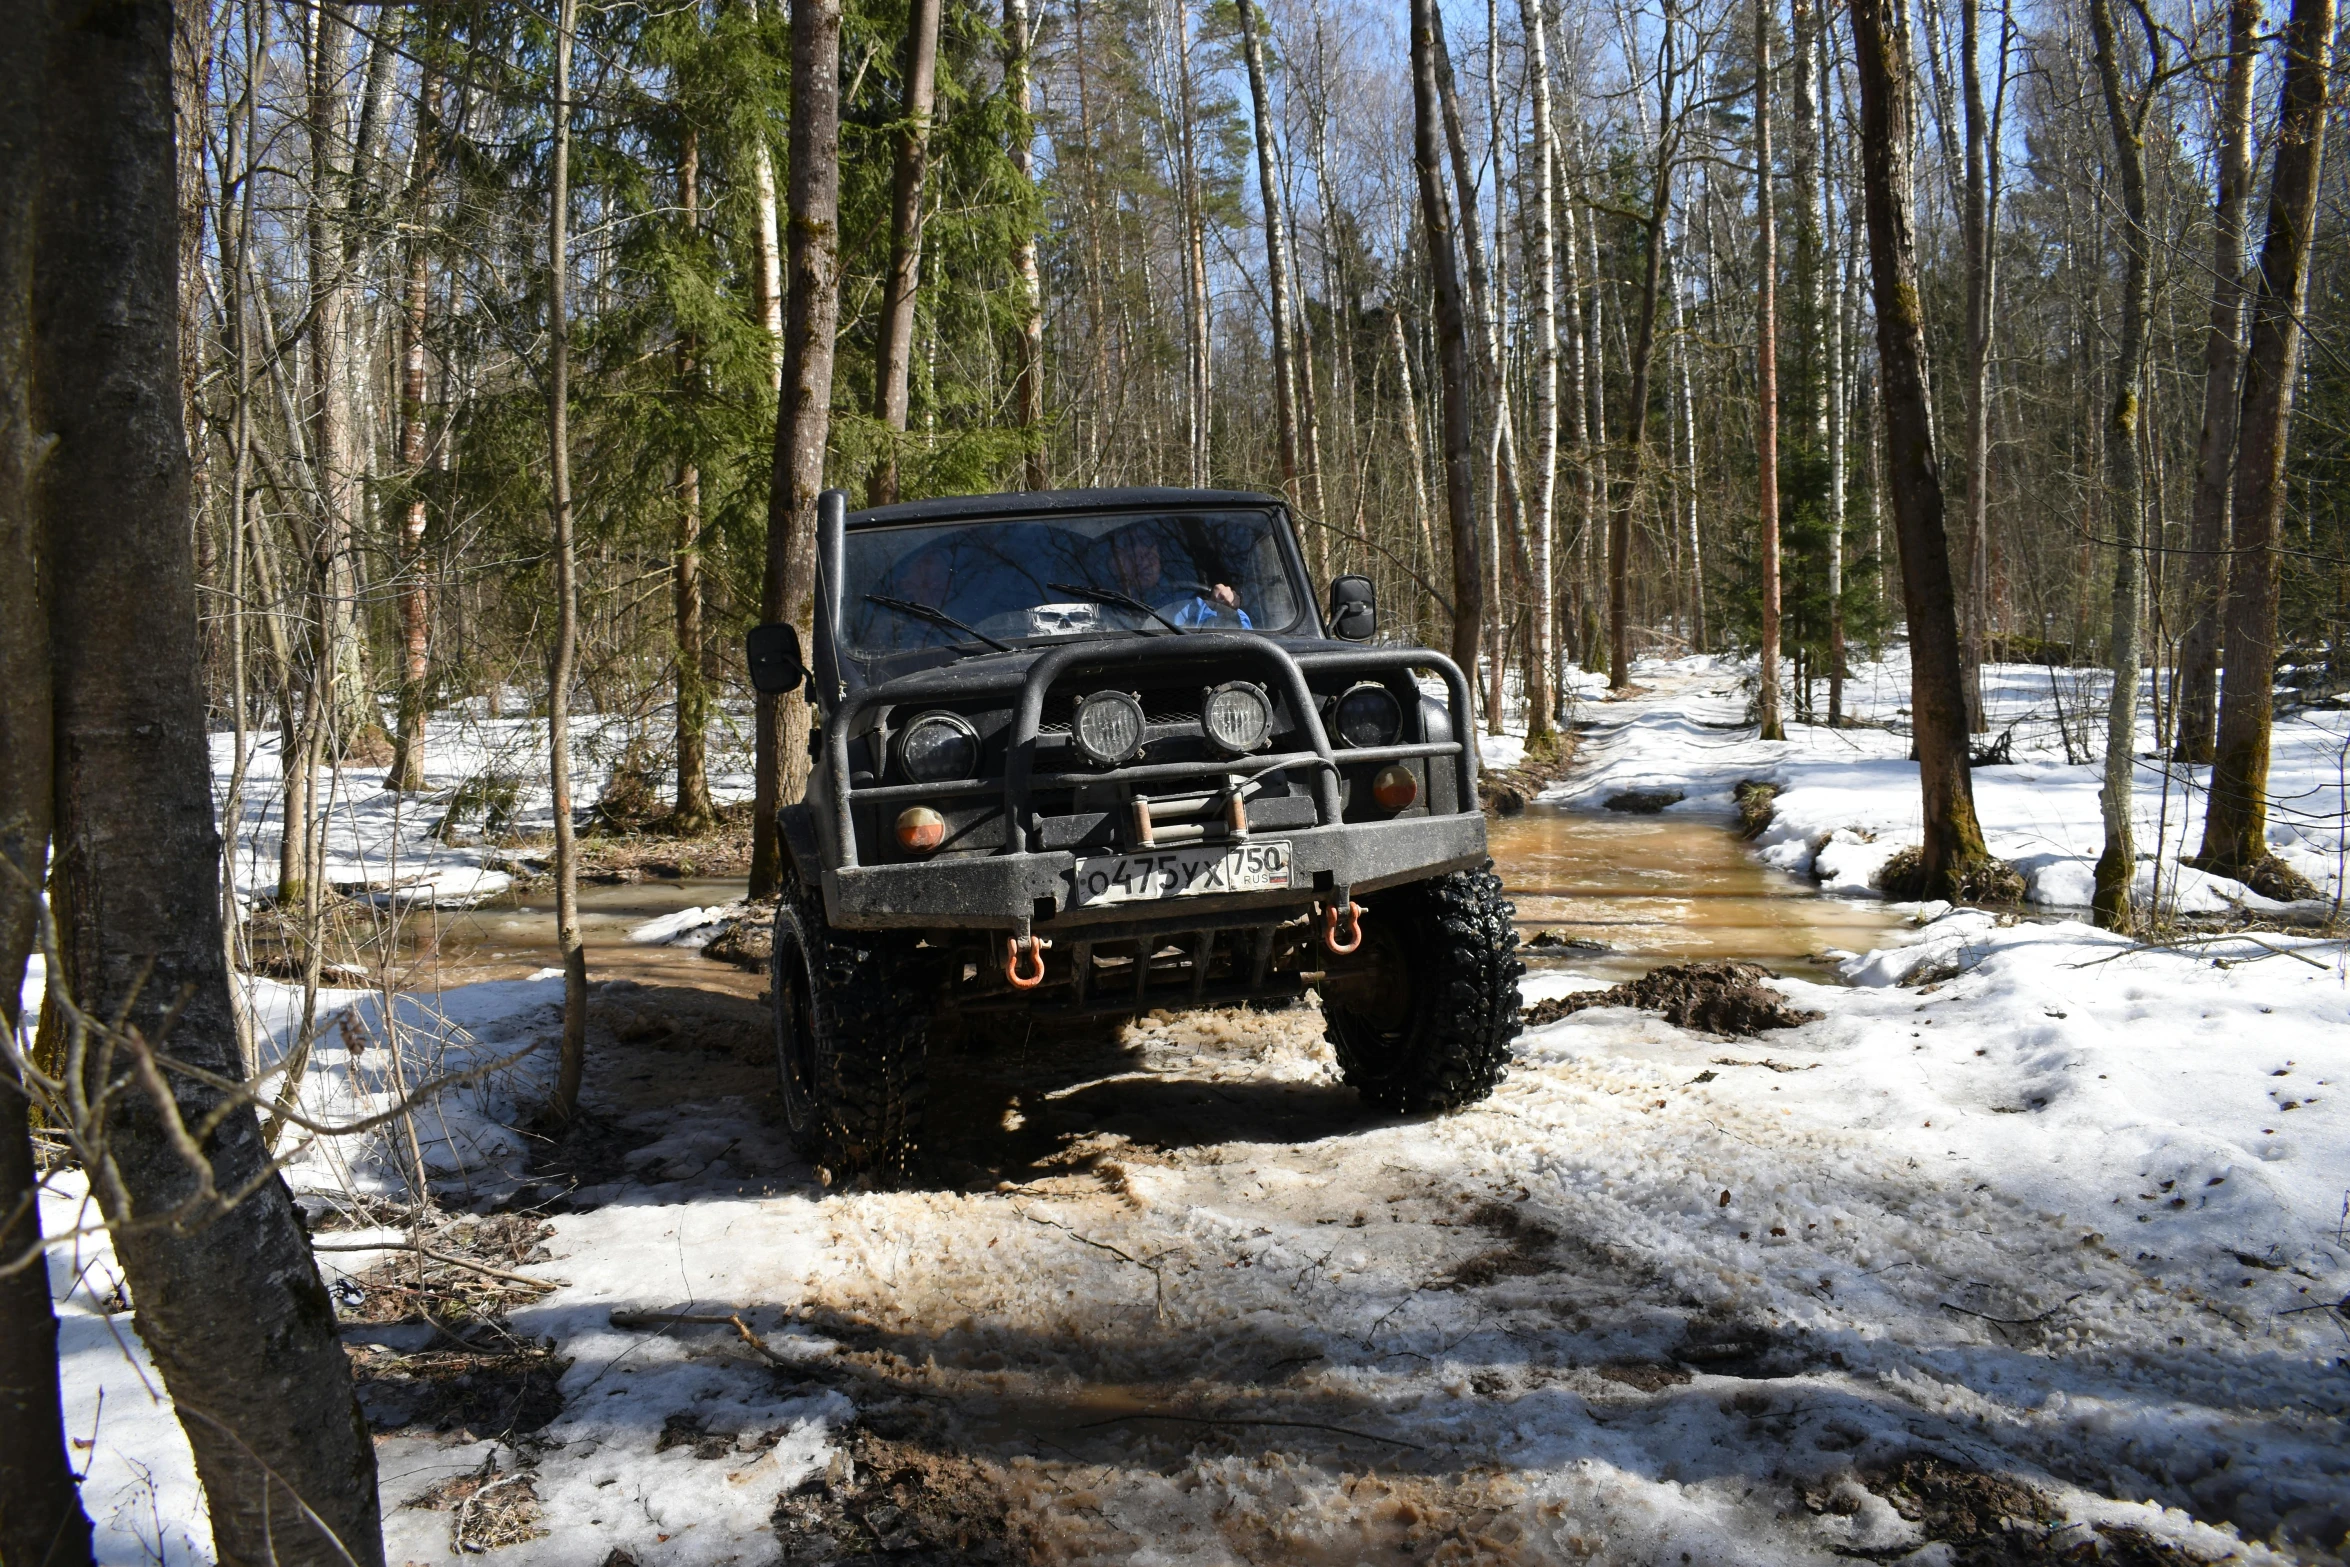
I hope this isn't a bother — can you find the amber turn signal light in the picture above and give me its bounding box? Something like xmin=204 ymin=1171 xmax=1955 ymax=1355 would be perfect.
xmin=1371 ymin=765 xmax=1418 ymax=811
xmin=896 ymin=806 xmax=947 ymax=853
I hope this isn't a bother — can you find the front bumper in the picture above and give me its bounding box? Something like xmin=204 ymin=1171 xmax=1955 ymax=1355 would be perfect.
xmin=822 ymin=811 xmax=1488 ymax=933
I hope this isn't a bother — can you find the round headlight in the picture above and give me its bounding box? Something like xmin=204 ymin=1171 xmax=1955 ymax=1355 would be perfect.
xmin=1332 ymin=682 xmax=1403 ymax=749
xmin=896 ymin=711 xmax=980 ymax=782
xmin=1072 ymin=690 xmax=1146 ymax=766
xmin=1202 ymin=682 xmax=1272 ymax=753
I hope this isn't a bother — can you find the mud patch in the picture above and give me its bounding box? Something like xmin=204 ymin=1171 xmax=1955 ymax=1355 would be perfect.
xmin=1603 ymin=789 xmax=1684 ymax=814
xmin=1443 ymin=1200 xmax=1563 ymax=1288
xmin=703 ymin=902 xmax=778 ymax=971
xmin=402 ymin=1453 xmax=551 ymax=1552
xmin=1733 ymin=779 xmax=1779 ymax=840
xmin=348 ymin=1329 xmax=568 ymax=1440
xmin=1592 ymin=1361 xmax=1691 ymax=1391
xmin=1523 ymin=960 xmax=1821 ymax=1036
xmin=773 ymin=1423 xmax=1021 ymax=1565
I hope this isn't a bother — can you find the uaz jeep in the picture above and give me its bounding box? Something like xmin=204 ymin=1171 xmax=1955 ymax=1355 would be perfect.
xmin=746 ymin=488 xmax=1521 ymax=1180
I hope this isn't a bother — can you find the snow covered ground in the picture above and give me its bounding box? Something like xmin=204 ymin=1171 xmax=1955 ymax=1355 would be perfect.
xmin=31 ymin=656 xmax=2350 ymax=1564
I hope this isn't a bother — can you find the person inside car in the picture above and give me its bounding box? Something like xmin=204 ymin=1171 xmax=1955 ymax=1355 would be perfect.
xmin=1108 ymin=523 xmax=1250 ymax=628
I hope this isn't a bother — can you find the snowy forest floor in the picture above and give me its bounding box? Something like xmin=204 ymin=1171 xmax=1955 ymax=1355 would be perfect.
xmin=34 ymin=655 xmax=2350 ymax=1566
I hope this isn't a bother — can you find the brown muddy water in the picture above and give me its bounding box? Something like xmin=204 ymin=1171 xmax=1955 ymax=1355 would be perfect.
xmin=1490 ymin=805 xmax=1907 ymax=982
xmin=376 ymin=808 xmax=1901 ymax=994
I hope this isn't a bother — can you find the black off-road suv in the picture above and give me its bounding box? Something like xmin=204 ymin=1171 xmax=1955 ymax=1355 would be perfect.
xmin=746 ymin=487 xmax=1521 ymax=1180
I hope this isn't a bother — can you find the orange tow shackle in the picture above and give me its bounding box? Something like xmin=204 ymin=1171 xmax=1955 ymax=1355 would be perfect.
xmin=1322 ymin=900 xmax=1366 ymax=955
xmin=1005 ymin=935 xmax=1049 ymax=989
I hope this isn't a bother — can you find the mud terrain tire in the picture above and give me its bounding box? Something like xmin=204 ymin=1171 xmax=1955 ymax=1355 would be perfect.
xmin=1322 ymin=865 xmax=1523 ymax=1113
xmin=770 ymin=884 xmax=930 ymax=1184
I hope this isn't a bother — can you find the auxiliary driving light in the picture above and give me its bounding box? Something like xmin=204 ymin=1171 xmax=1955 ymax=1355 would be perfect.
xmin=896 ymin=711 xmax=980 ymax=782
xmin=1333 ymin=682 xmax=1404 ymax=748
xmin=1072 ymin=690 xmax=1147 ymax=766
xmin=1371 ymin=764 xmax=1419 ymax=811
xmin=1202 ymin=681 xmax=1273 ymax=753
xmin=896 ymin=806 xmax=948 ymax=853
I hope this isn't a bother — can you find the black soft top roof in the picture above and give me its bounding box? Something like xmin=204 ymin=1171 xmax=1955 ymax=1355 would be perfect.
xmin=845 ymin=487 xmax=1286 ymax=528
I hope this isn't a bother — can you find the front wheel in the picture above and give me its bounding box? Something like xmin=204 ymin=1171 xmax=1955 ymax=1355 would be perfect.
xmin=1321 ymin=866 xmax=1523 ymax=1114
xmin=770 ymin=884 xmax=930 ymax=1185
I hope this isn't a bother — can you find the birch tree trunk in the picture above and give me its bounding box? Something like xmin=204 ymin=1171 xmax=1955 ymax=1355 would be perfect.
xmin=2195 ymin=0 xmax=2336 ymax=884
xmin=1519 ymin=0 xmax=1561 ymax=749
xmin=674 ymin=127 xmax=716 ymax=832
xmin=1955 ymin=0 xmax=1992 ymax=731
xmin=752 ymin=0 xmax=845 ymax=898
xmin=547 ymin=0 xmax=588 ymax=1120
xmin=1609 ymin=2 xmax=1677 ymax=691
xmin=1755 ymin=0 xmax=1785 ymax=741
xmin=1006 ymin=0 xmax=1048 ymax=489
xmin=2087 ymin=0 xmax=2153 ymax=931
xmin=2172 ymin=0 xmax=2256 ymax=764
xmin=388 ymin=55 xmax=441 ymax=795
xmin=867 ymin=0 xmax=941 ymax=506
xmin=1410 ymin=0 xmax=1483 ymax=695
xmin=1849 ymin=0 xmax=1997 ymax=897
xmin=748 ymin=0 xmax=786 ymax=385
xmin=1236 ymin=0 xmax=1301 ymax=507
xmin=1173 ymin=0 xmax=1212 ymax=487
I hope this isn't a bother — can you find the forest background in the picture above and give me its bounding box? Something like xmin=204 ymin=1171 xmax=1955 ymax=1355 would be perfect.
xmin=176 ymin=0 xmax=2350 ymax=857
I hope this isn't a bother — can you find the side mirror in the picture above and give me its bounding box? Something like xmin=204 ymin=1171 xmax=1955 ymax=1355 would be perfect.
xmin=1326 ymin=575 xmax=1377 ymax=641
xmin=745 ymin=622 xmax=805 ymax=694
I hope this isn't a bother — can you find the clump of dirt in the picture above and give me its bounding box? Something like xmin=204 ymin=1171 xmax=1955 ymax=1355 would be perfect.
xmin=1604 ymin=789 xmax=1685 ymax=814
xmin=1855 ymin=1452 xmax=2055 ymax=1563
xmin=1875 ymin=847 xmax=2027 ymax=905
xmin=1480 ymin=732 xmax=1577 ymax=816
xmin=1593 ymin=1361 xmax=1691 ymax=1391
xmin=1523 ymin=929 xmax=1609 ymax=954
xmin=703 ymin=901 xmax=777 ymax=971
xmin=1444 ymin=1200 xmax=1562 ymax=1288
xmin=1524 ymin=961 xmax=1820 ymax=1036
xmin=349 ymin=1331 xmax=567 ymax=1441
xmin=773 ymin=1423 xmax=1021 ymax=1565
xmin=1733 ymin=779 xmax=1779 ymax=840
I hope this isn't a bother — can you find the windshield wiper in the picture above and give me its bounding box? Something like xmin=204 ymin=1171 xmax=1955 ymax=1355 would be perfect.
xmin=862 ymin=593 xmax=1016 ymax=653
xmin=1045 ymin=581 xmax=1186 ymax=636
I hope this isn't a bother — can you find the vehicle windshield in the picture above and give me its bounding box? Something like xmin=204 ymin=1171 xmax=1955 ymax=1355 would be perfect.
xmin=841 ymin=509 xmax=1307 ymax=654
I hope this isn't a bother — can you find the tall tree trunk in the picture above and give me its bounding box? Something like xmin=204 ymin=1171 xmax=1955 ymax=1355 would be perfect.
xmin=2195 ymin=0 xmax=2336 ymax=881
xmin=748 ymin=0 xmax=786 ymax=385
xmin=752 ymin=0 xmax=845 ymax=900
xmin=1410 ymin=0 xmax=1483 ymax=695
xmin=32 ymin=0 xmax=383 ymax=1552
xmin=547 ymin=0 xmax=588 ymax=1120
xmin=866 ymin=0 xmax=941 ymax=506
xmin=305 ymin=1 xmax=369 ymax=749
xmin=1006 ymin=0 xmax=1048 ymax=490
xmin=1174 ymin=0 xmax=1212 ymax=487
xmin=1850 ymin=0 xmax=1997 ymax=896
xmin=1609 ymin=11 xmax=1677 ymax=692
xmin=1755 ymin=0 xmax=1785 ymax=741
xmin=1823 ymin=14 xmax=1849 ymax=724
xmin=2088 ymin=0 xmax=2154 ymax=931
xmin=1236 ymin=0 xmax=1301 ymax=508
xmin=673 ymin=126 xmax=716 ymax=833
xmin=388 ymin=55 xmax=442 ymax=795
xmin=1 ymin=0 xmax=94 ymax=1550
xmin=1956 ymin=0 xmax=1992 ymax=731
xmin=2173 ymin=0 xmax=2256 ymax=764
xmin=1519 ymin=0 xmax=1560 ymax=748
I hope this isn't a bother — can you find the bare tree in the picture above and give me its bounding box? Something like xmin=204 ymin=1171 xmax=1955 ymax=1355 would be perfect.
xmin=1850 ymin=0 xmax=1999 ymax=898
xmin=1007 ymin=0 xmax=1048 ymax=490
xmin=1519 ymin=0 xmax=1562 ymax=751
xmin=2087 ymin=0 xmax=2158 ymax=931
xmin=674 ymin=125 xmax=717 ymax=833
xmin=388 ymin=45 xmax=442 ymax=795
xmin=1410 ymin=0 xmax=1483 ymax=693
xmin=548 ymin=0 xmax=588 ymax=1118
xmin=1755 ymin=0 xmax=1785 ymax=741
xmin=1237 ymin=0 xmax=1302 ymax=509
xmin=867 ymin=0 xmax=943 ymax=506
xmin=29 ymin=0 xmax=384 ymax=1552
xmin=2173 ymin=0 xmax=2257 ymax=764
xmin=2194 ymin=0 xmax=2337 ymax=887
xmin=752 ymin=0 xmax=846 ymax=900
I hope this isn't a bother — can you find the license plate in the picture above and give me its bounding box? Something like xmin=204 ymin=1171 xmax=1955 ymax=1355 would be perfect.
xmin=1071 ymin=840 xmax=1293 ymax=905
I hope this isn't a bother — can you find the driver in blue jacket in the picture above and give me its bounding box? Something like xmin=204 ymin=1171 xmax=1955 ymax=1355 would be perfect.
xmin=1109 ymin=525 xmax=1251 ymax=628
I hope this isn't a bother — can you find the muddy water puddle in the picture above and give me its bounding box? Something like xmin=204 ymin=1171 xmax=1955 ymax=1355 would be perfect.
xmin=377 ymin=811 xmax=1899 ymax=997
xmin=1487 ymin=805 xmax=1905 ymax=981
